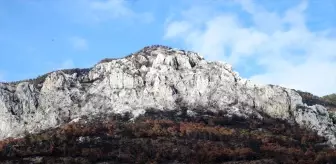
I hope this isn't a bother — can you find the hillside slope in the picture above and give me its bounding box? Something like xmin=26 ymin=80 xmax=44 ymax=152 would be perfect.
xmin=0 ymin=111 xmax=336 ymax=163
xmin=296 ymin=91 xmax=336 ymax=111
xmin=323 ymin=94 xmax=336 ymax=111
xmin=0 ymin=45 xmax=336 ymax=163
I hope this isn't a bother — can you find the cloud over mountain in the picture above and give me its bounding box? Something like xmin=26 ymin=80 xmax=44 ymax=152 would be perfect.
xmin=164 ymin=0 xmax=336 ymax=96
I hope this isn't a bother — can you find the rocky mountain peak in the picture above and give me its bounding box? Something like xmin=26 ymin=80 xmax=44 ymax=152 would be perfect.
xmin=97 ymin=45 xmax=206 ymax=71
xmin=0 ymin=45 xmax=336 ymax=148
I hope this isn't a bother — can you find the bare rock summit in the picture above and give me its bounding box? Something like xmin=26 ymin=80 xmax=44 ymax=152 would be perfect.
xmin=0 ymin=45 xmax=335 ymax=146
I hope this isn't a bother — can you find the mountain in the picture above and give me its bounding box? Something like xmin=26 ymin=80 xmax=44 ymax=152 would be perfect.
xmin=0 ymin=45 xmax=336 ymax=163
xmin=322 ymin=94 xmax=336 ymax=110
xmin=323 ymin=94 xmax=336 ymax=102
xmin=295 ymin=91 xmax=336 ymax=111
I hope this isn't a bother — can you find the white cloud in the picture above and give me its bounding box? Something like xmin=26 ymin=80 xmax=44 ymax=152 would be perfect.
xmin=163 ymin=21 xmax=192 ymax=39
xmin=59 ymin=60 xmax=75 ymax=70
xmin=69 ymin=37 xmax=88 ymax=51
xmin=90 ymin=0 xmax=133 ymax=18
xmin=65 ymin=0 xmax=154 ymax=24
xmin=45 ymin=59 xmax=76 ymax=72
xmin=164 ymin=0 xmax=336 ymax=96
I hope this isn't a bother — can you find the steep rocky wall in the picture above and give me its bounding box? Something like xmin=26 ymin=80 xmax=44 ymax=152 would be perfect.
xmin=0 ymin=45 xmax=335 ymax=146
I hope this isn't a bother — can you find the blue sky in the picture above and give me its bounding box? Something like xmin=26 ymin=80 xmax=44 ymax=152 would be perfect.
xmin=0 ymin=0 xmax=336 ymax=96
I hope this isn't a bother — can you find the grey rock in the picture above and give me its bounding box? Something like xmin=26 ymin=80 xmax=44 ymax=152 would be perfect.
xmin=0 ymin=45 xmax=335 ymax=146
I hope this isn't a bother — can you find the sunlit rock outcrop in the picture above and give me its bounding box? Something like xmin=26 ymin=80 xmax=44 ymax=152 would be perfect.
xmin=0 ymin=45 xmax=335 ymax=146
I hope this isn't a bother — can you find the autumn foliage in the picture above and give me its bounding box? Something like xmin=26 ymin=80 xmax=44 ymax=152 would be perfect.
xmin=0 ymin=110 xmax=336 ymax=163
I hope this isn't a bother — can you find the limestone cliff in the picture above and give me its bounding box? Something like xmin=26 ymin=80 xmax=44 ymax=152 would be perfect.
xmin=0 ymin=45 xmax=335 ymax=146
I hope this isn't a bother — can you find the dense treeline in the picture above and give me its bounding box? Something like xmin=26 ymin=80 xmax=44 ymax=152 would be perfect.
xmin=0 ymin=110 xmax=335 ymax=164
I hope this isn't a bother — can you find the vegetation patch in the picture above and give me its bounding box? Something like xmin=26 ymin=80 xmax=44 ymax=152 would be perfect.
xmin=0 ymin=110 xmax=335 ymax=163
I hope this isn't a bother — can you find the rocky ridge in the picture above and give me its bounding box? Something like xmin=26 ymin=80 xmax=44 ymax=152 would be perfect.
xmin=0 ymin=45 xmax=335 ymax=147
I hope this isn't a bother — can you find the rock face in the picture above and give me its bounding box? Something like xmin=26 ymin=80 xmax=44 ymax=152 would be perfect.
xmin=0 ymin=45 xmax=335 ymax=146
